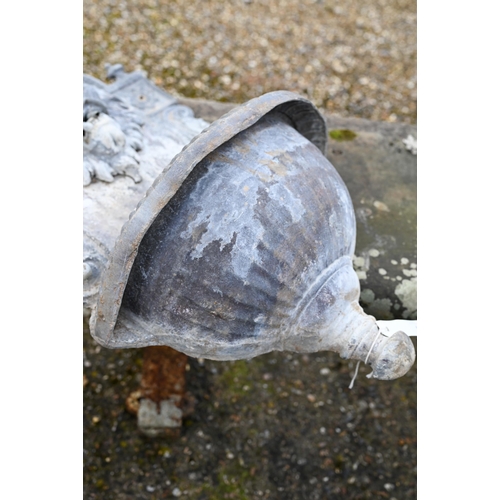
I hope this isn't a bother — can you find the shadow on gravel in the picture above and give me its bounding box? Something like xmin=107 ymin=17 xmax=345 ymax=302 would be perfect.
xmin=84 ymin=319 xmax=416 ymax=500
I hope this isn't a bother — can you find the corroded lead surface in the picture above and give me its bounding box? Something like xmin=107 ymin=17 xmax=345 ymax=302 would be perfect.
xmin=178 ymin=97 xmax=417 ymax=320
xmin=89 ymin=91 xmax=414 ymax=380
xmin=113 ymin=113 xmax=354 ymax=358
xmin=90 ymin=91 xmax=327 ymax=348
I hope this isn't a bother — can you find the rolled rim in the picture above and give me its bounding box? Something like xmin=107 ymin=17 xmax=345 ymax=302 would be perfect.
xmin=90 ymin=91 xmax=327 ymax=348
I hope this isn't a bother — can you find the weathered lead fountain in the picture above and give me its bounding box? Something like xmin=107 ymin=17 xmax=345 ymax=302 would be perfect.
xmin=84 ymin=65 xmax=415 ymax=435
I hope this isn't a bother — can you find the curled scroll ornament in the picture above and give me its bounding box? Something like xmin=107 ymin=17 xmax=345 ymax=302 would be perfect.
xmin=83 ymin=81 xmax=145 ymax=185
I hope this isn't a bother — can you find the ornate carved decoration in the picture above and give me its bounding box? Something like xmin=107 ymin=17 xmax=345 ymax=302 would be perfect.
xmin=83 ymin=66 xmax=208 ymax=309
xmin=83 ymin=76 xmax=145 ymax=185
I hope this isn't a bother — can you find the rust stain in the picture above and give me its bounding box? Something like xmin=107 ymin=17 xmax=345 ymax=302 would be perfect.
xmin=140 ymin=346 xmax=188 ymax=405
xmin=126 ymin=346 xmax=189 ymax=417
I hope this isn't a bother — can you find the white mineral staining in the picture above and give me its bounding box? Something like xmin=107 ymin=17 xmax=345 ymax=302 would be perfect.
xmin=396 ymin=257 xmax=417 ymax=317
xmin=360 ymin=288 xmax=375 ymax=304
xmin=356 ymin=270 xmax=367 ymax=280
xmin=353 ymin=254 xmax=368 ymax=280
xmin=373 ymin=200 xmax=390 ymax=212
xmin=366 ymin=298 xmax=393 ymax=319
xmin=181 ymin=169 xmax=265 ymax=279
xmin=402 ymin=134 xmax=417 ymax=155
xmin=396 ymin=276 xmax=402 ymax=281
xmin=368 ymin=248 xmax=380 ymax=258
xmin=378 ymin=268 xmax=387 ymax=276
xmin=361 ymin=285 xmax=395 ymax=319
xmin=395 ymin=278 xmax=417 ymax=318
xmin=353 ymin=256 xmax=365 ymax=268
xmin=269 ymin=182 xmax=305 ymax=223
xmin=403 ymin=269 xmax=417 ymax=277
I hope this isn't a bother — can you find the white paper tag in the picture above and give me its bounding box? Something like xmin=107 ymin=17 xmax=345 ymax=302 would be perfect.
xmin=376 ymin=319 xmax=417 ymax=337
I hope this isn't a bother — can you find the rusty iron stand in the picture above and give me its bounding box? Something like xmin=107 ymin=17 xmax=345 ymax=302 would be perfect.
xmin=126 ymin=346 xmax=191 ymax=437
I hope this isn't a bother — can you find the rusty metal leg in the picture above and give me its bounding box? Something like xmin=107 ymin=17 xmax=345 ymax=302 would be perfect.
xmin=126 ymin=346 xmax=188 ymax=437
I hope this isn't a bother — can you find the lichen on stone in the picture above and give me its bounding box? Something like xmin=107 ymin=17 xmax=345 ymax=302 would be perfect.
xmin=329 ymin=129 xmax=357 ymax=141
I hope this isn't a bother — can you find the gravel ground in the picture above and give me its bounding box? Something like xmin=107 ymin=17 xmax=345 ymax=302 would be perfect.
xmin=83 ymin=0 xmax=416 ymax=124
xmin=84 ymin=320 xmax=416 ymax=500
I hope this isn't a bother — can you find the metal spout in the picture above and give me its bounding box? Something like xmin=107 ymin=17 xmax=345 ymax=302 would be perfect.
xmin=292 ymin=259 xmax=415 ymax=380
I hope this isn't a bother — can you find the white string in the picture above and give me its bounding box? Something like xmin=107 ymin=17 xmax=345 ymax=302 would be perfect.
xmin=348 ymin=328 xmax=381 ymax=389
xmin=348 ymin=360 xmax=362 ymax=390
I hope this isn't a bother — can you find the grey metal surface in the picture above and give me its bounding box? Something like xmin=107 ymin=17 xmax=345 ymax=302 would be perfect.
xmin=178 ymin=97 xmax=418 ymax=321
xmin=88 ymin=90 xmax=414 ymax=380
xmin=90 ymin=91 xmax=327 ymax=346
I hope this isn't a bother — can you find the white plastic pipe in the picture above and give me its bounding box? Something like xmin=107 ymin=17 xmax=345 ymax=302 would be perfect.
xmin=376 ymin=320 xmax=417 ymax=337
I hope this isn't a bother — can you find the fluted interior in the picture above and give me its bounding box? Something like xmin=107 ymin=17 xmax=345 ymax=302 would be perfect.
xmin=119 ymin=112 xmax=356 ymax=354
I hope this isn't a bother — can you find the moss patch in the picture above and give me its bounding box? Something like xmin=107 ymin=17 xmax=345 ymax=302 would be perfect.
xmin=217 ymin=360 xmax=255 ymax=401
xmin=329 ymin=129 xmax=357 ymax=141
xmin=202 ymin=464 xmax=252 ymax=500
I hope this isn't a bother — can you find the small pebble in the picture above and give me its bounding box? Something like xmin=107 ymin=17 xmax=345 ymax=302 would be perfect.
xmin=172 ymin=487 xmax=182 ymax=497
xmin=373 ymin=200 xmax=389 ymax=212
